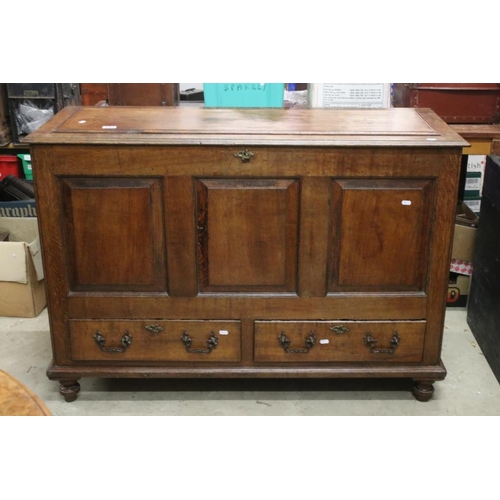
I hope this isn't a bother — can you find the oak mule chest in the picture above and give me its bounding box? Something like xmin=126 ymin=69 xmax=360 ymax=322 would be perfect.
xmin=25 ymin=106 xmax=467 ymax=402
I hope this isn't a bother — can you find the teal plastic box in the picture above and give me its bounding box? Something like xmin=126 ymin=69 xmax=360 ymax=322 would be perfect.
xmin=203 ymin=83 xmax=284 ymax=108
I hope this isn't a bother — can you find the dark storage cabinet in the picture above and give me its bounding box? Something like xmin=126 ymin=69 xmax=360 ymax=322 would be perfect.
xmin=7 ymin=83 xmax=80 ymax=144
xmin=467 ymin=155 xmax=500 ymax=382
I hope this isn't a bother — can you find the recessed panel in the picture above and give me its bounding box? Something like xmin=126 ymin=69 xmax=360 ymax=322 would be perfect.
xmin=61 ymin=177 xmax=166 ymax=292
xmin=329 ymin=179 xmax=434 ymax=292
xmin=197 ymin=178 xmax=299 ymax=292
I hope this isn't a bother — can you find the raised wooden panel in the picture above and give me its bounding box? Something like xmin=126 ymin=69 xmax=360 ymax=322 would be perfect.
xmin=197 ymin=178 xmax=299 ymax=292
xmin=329 ymin=179 xmax=434 ymax=292
xmin=61 ymin=177 xmax=166 ymax=292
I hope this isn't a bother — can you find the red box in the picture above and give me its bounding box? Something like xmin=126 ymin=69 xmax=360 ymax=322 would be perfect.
xmin=0 ymin=155 xmax=22 ymax=180
xmin=393 ymin=83 xmax=500 ymax=124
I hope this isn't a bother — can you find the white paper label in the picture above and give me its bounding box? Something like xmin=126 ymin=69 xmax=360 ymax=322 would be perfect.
xmin=465 ymin=177 xmax=481 ymax=189
xmin=401 ymin=200 xmax=412 ymax=206
xmin=319 ymin=339 xmax=329 ymax=344
xmin=219 ymin=330 xmax=229 ymax=335
xmin=78 ymin=120 xmax=86 ymax=124
xmin=25 ymin=154 xmax=31 ymax=161
xmin=467 ymin=155 xmax=486 ymax=172
xmin=312 ymin=83 xmax=390 ymax=108
xmin=464 ymin=199 xmax=481 ymax=212
xmin=102 ymin=125 xmax=117 ymax=129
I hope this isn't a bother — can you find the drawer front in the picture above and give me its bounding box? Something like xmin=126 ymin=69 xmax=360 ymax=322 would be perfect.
xmin=69 ymin=320 xmax=241 ymax=362
xmin=254 ymin=321 xmax=425 ymax=363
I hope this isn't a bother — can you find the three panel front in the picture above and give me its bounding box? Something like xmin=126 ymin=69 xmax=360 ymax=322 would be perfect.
xmin=59 ymin=175 xmax=435 ymax=299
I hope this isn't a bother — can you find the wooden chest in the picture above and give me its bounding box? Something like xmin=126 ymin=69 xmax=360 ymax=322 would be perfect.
xmin=24 ymin=106 xmax=468 ymax=402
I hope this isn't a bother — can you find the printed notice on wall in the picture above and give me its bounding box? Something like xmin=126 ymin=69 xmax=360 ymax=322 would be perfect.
xmin=308 ymin=83 xmax=391 ymax=108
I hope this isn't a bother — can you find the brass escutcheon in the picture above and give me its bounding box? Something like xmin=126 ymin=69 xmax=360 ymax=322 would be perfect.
xmin=330 ymin=325 xmax=349 ymax=334
xmin=234 ymin=149 xmax=255 ymax=162
xmin=145 ymin=324 xmax=164 ymax=335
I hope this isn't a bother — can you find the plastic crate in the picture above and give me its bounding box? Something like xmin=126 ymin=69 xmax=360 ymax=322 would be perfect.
xmin=203 ymin=83 xmax=284 ymax=108
xmin=17 ymin=153 xmax=32 ymax=180
xmin=0 ymin=155 xmax=22 ymax=180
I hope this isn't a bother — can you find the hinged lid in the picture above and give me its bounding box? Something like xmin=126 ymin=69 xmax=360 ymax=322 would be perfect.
xmin=24 ymin=106 xmax=469 ymax=147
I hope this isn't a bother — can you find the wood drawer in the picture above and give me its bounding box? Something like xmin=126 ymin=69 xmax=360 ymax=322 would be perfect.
xmin=69 ymin=320 xmax=241 ymax=362
xmin=254 ymin=321 xmax=426 ymax=363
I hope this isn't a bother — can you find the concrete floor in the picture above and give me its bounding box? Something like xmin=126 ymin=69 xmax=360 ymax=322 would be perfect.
xmin=1 ymin=308 xmax=499 ymax=416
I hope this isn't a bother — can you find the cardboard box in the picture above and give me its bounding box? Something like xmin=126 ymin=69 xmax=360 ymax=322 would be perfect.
xmin=0 ymin=217 xmax=46 ymax=317
xmin=0 ymin=199 xmax=37 ymax=218
xmin=452 ymin=224 xmax=476 ymax=263
xmin=447 ymin=272 xmax=470 ymax=308
xmin=452 ymin=202 xmax=478 ymax=263
xmin=450 ymin=258 xmax=473 ymax=276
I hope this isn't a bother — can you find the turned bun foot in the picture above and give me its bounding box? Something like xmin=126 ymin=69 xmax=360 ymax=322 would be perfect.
xmin=412 ymin=380 xmax=435 ymax=402
xmin=59 ymin=380 xmax=81 ymax=402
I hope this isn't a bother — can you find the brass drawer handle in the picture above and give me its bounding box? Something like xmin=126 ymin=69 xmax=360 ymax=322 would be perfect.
xmin=363 ymin=331 xmax=401 ymax=354
xmin=278 ymin=331 xmax=316 ymax=354
xmin=234 ymin=149 xmax=255 ymax=162
xmin=145 ymin=324 xmax=164 ymax=335
xmin=94 ymin=330 xmax=133 ymax=353
xmin=330 ymin=325 xmax=349 ymax=334
xmin=181 ymin=330 xmax=218 ymax=354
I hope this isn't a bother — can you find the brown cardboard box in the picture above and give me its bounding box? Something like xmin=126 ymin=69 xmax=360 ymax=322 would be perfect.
xmin=452 ymin=224 xmax=476 ymax=262
xmin=0 ymin=218 xmax=46 ymax=317
xmin=452 ymin=202 xmax=478 ymax=262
